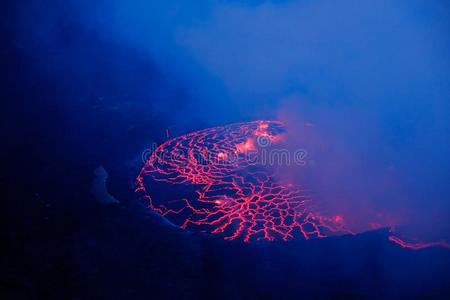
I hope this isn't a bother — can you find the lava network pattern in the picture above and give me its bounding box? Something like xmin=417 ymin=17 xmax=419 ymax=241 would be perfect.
xmin=136 ymin=121 xmax=346 ymax=242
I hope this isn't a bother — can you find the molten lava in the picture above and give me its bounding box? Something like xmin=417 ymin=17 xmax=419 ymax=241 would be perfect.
xmin=136 ymin=121 xmax=345 ymax=241
xmin=136 ymin=120 xmax=448 ymax=249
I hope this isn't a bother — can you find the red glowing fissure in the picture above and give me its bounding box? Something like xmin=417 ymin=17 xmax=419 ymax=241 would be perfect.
xmin=388 ymin=235 xmax=450 ymax=250
xmin=136 ymin=120 xmax=447 ymax=248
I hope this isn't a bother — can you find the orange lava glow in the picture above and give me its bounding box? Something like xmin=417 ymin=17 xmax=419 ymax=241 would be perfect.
xmin=235 ymin=137 xmax=256 ymax=153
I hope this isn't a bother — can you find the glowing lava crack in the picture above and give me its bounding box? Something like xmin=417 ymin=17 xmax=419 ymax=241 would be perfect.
xmin=136 ymin=121 xmax=346 ymax=242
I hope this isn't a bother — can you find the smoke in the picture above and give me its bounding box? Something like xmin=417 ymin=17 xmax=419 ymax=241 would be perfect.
xmin=15 ymin=0 xmax=450 ymax=241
